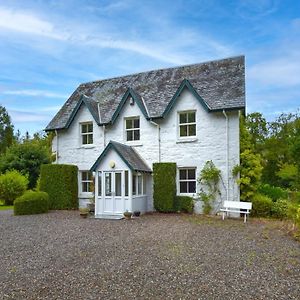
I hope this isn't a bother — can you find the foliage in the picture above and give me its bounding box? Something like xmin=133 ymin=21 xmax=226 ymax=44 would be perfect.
xmin=174 ymin=196 xmax=194 ymax=213
xmin=14 ymin=190 xmax=49 ymax=215
xmin=0 ymin=170 xmax=28 ymax=205
xmin=276 ymin=163 xmax=299 ymax=190
xmin=0 ymin=105 xmax=14 ymax=154
xmin=251 ymin=193 xmax=273 ymax=217
xmin=39 ymin=164 xmax=78 ymax=210
xmin=153 ymin=163 xmax=176 ymax=212
xmin=258 ymin=184 xmax=288 ymax=202
xmin=197 ymin=161 xmax=221 ymax=214
xmin=233 ymin=150 xmax=263 ymax=201
xmin=271 ymin=199 xmax=289 ymax=219
xmin=0 ymin=136 xmax=51 ymax=189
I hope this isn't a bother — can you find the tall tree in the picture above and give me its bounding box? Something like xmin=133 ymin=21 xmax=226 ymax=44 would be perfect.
xmin=0 ymin=105 xmax=14 ymax=154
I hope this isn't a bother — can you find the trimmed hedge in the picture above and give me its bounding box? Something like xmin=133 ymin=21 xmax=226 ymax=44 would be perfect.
xmin=14 ymin=190 xmax=49 ymax=215
xmin=251 ymin=193 xmax=273 ymax=217
xmin=174 ymin=196 xmax=194 ymax=213
xmin=0 ymin=170 xmax=28 ymax=205
xmin=153 ymin=163 xmax=176 ymax=212
xmin=39 ymin=164 xmax=78 ymax=209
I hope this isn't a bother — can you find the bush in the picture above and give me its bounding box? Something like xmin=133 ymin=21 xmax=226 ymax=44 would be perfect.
xmin=153 ymin=163 xmax=176 ymax=212
xmin=174 ymin=196 xmax=194 ymax=213
xmin=258 ymin=184 xmax=288 ymax=202
xmin=0 ymin=170 xmax=28 ymax=205
xmin=251 ymin=193 xmax=273 ymax=217
xmin=271 ymin=199 xmax=289 ymax=219
xmin=14 ymin=190 xmax=49 ymax=215
xmin=39 ymin=164 xmax=78 ymax=209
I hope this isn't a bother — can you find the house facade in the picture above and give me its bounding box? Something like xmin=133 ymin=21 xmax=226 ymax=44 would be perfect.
xmin=45 ymin=56 xmax=245 ymax=216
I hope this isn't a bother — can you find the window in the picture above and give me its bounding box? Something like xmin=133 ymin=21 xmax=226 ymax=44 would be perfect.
xmin=179 ymin=168 xmax=196 ymax=194
xmin=125 ymin=117 xmax=140 ymax=141
xmin=179 ymin=111 xmax=196 ymax=137
xmin=125 ymin=171 xmax=129 ymax=196
xmin=137 ymin=174 xmax=142 ymax=195
xmin=132 ymin=174 xmax=136 ymax=195
xmin=81 ymin=171 xmax=93 ymax=193
xmin=81 ymin=122 xmax=93 ymax=145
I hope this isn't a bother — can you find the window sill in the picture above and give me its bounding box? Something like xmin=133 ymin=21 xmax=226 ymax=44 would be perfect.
xmin=176 ymin=137 xmax=198 ymax=144
xmin=79 ymin=193 xmax=94 ymax=198
xmin=79 ymin=144 xmax=95 ymax=149
xmin=125 ymin=141 xmax=143 ymax=147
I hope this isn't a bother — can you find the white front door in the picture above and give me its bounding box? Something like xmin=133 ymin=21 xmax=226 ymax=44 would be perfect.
xmin=103 ymin=171 xmax=123 ymax=214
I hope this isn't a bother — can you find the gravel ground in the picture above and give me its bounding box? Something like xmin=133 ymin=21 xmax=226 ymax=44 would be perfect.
xmin=0 ymin=210 xmax=300 ymax=300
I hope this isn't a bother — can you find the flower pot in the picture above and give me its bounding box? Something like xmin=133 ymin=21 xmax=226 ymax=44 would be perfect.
xmin=123 ymin=211 xmax=132 ymax=219
xmin=133 ymin=211 xmax=141 ymax=217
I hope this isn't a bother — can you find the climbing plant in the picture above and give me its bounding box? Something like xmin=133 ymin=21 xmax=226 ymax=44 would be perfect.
xmin=197 ymin=160 xmax=221 ymax=214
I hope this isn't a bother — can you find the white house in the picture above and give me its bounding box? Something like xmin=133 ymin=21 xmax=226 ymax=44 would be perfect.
xmin=45 ymin=56 xmax=245 ymax=217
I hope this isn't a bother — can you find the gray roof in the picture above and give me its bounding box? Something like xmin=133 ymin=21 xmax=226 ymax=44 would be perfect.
xmin=46 ymin=56 xmax=245 ymax=131
xmin=90 ymin=141 xmax=152 ymax=173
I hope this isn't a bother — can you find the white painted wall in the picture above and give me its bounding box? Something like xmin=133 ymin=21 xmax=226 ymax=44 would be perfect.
xmin=54 ymin=89 xmax=240 ymax=212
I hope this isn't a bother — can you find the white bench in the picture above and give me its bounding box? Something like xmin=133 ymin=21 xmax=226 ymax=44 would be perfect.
xmin=220 ymin=201 xmax=252 ymax=223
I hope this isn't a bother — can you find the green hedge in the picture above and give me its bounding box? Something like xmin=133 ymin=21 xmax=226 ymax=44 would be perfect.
xmin=174 ymin=196 xmax=194 ymax=213
xmin=153 ymin=163 xmax=176 ymax=212
xmin=258 ymin=184 xmax=288 ymax=202
xmin=251 ymin=193 xmax=273 ymax=217
xmin=39 ymin=164 xmax=78 ymax=209
xmin=14 ymin=190 xmax=49 ymax=215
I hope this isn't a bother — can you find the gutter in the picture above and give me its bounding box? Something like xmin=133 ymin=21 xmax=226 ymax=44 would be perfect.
xmin=222 ymin=110 xmax=229 ymax=202
xmin=150 ymin=120 xmax=161 ymax=162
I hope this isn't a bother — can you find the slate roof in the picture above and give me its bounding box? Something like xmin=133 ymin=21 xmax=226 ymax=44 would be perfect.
xmin=46 ymin=56 xmax=245 ymax=131
xmin=90 ymin=141 xmax=152 ymax=173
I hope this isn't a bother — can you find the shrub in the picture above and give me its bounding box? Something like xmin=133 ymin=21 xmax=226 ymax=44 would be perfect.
xmin=251 ymin=193 xmax=272 ymax=217
xmin=0 ymin=170 xmax=28 ymax=205
xmin=271 ymin=199 xmax=289 ymax=219
xmin=39 ymin=164 xmax=78 ymax=209
xmin=258 ymin=184 xmax=288 ymax=202
xmin=153 ymin=163 xmax=176 ymax=212
xmin=14 ymin=190 xmax=49 ymax=215
xmin=174 ymin=196 xmax=194 ymax=213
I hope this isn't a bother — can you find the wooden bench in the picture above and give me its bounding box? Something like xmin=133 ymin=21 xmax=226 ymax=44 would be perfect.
xmin=220 ymin=201 xmax=252 ymax=223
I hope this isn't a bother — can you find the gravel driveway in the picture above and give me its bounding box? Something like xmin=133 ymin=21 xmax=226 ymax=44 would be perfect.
xmin=0 ymin=210 xmax=300 ymax=300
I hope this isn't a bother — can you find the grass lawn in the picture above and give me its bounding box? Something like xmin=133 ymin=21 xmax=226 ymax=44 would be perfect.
xmin=0 ymin=200 xmax=13 ymax=210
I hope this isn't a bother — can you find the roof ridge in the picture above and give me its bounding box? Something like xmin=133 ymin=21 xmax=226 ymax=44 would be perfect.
xmin=80 ymin=55 xmax=245 ymax=87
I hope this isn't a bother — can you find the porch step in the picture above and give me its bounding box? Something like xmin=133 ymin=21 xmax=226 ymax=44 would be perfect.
xmin=93 ymin=214 xmax=124 ymax=220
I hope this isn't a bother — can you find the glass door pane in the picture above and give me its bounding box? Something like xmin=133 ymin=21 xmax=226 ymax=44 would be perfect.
xmin=105 ymin=173 xmax=112 ymax=196
xmin=115 ymin=172 xmax=122 ymax=196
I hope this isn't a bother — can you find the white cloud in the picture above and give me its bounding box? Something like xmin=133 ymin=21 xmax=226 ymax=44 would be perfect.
xmin=2 ymin=89 xmax=68 ymax=99
xmin=248 ymin=55 xmax=300 ymax=87
xmin=8 ymin=109 xmax=50 ymax=123
xmin=0 ymin=6 xmax=232 ymax=65
xmin=0 ymin=7 xmax=68 ymax=40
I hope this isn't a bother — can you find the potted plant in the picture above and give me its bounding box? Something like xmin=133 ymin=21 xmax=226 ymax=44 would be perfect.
xmin=88 ymin=196 xmax=95 ymax=213
xmin=133 ymin=211 xmax=141 ymax=217
xmin=79 ymin=207 xmax=90 ymax=218
xmin=123 ymin=210 xmax=132 ymax=220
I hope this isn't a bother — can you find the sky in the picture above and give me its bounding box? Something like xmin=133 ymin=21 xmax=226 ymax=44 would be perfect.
xmin=0 ymin=0 xmax=299 ymax=135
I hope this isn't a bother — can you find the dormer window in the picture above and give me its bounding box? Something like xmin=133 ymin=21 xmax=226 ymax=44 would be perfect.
xmin=125 ymin=117 xmax=140 ymax=141
xmin=179 ymin=111 xmax=196 ymax=137
xmin=81 ymin=122 xmax=93 ymax=145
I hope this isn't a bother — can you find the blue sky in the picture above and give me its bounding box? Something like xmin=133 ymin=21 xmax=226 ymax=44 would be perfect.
xmin=0 ymin=0 xmax=299 ymax=135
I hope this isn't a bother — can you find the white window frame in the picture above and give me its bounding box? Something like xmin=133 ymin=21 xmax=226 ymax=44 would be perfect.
xmin=178 ymin=111 xmax=196 ymax=138
xmin=178 ymin=168 xmax=197 ymax=195
xmin=125 ymin=117 xmax=140 ymax=141
xmin=132 ymin=172 xmax=146 ymax=196
xmin=80 ymin=122 xmax=93 ymax=145
xmin=81 ymin=171 xmax=93 ymax=194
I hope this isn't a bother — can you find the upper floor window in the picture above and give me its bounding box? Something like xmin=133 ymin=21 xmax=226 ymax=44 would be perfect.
xmin=179 ymin=168 xmax=196 ymax=194
xmin=125 ymin=117 xmax=140 ymax=141
xmin=81 ymin=171 xmax=93 ymax=193
xmin=81 ymin=122 xmax=93 ymax=145
xmin=179 ymin=111 xmax=196 ymax=137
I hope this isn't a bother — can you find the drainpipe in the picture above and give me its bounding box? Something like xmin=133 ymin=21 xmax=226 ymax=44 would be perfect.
xmin=222 ymin=110 xmax=229 ymax=202
xmin=55 ymin=130 xmax=59 ymax=164
xmin=150 ymin=120 xmax=161 ymax=162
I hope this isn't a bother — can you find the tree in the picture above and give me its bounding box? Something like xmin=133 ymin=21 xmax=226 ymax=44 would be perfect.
xmin=0 ymin=105 xmax=14 ymax=154
xmin=0 ymin=136 xmax=52 ymax=189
